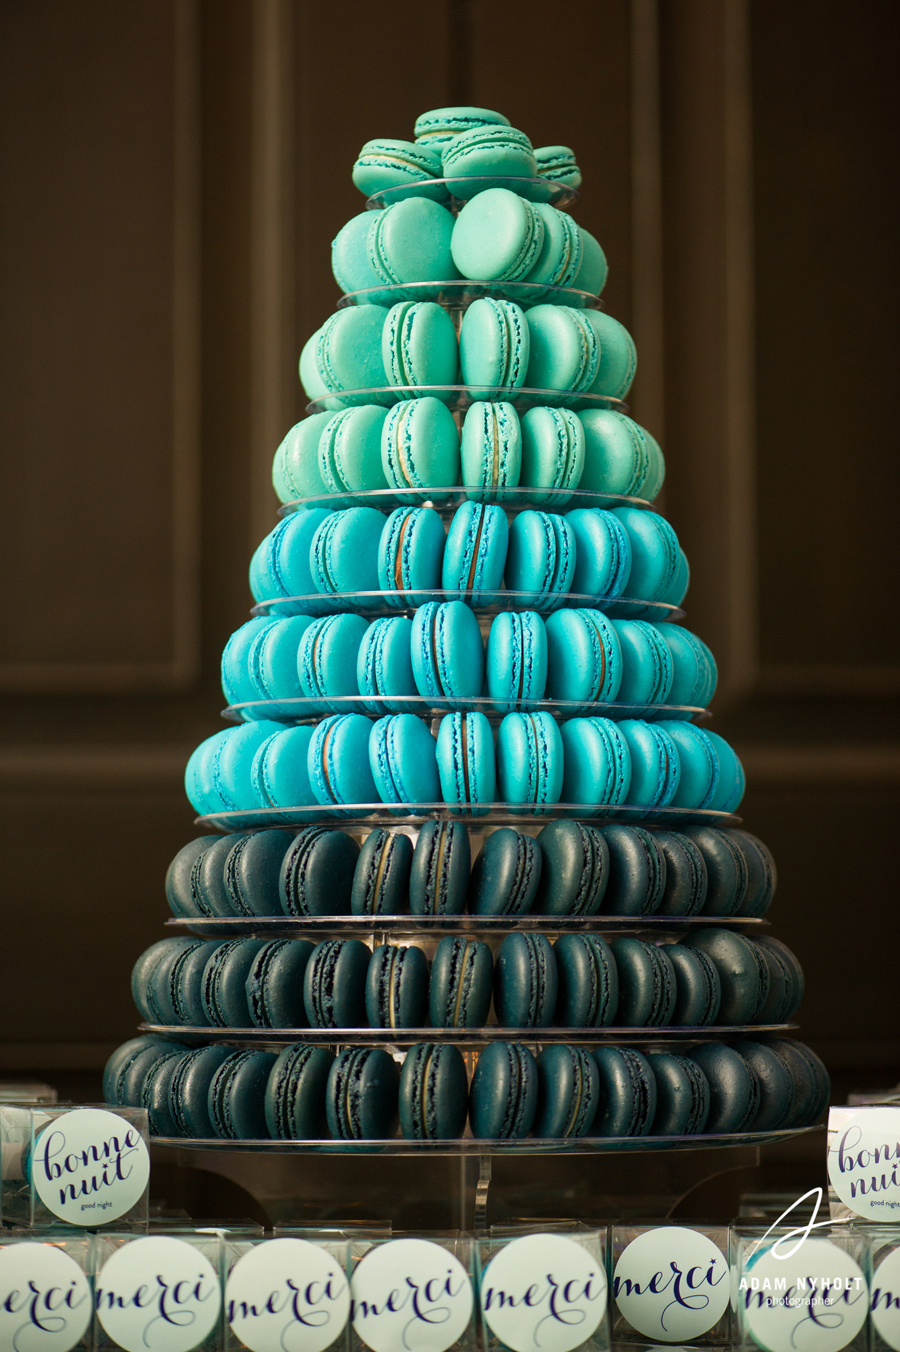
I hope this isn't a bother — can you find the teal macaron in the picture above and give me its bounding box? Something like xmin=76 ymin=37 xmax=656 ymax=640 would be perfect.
xmin=331 ymin=210 xmax=384 ymax=295
xmin=222 ymin=830 xmax=291 ymax=917
xmin=297 ymin=612 xmax=368 ymax=711
xmin=504 ymin=509 xmax=576 ymax=607
xmin=303 ymin=938 xmax=370 ymax=1028
xmin=593 ymin=1047 xmax=657 ymax=1136
xmin=470 ymin=1042 xmax=538 ymax=1139
xmin=310 ymin=305 xmax=389 ymax=403
xmin=533 ymin=1046 xmax=600 ymax=1139
xmin=654 ymin=830 xmax=709 ymax=916
xmin=414 ymin=105 xmax=511 ymax=145
xmin=317 ymin=405 xmax=390 ymax=497
xmin=356 ymin=615 xmax=418 ymax=712
xmin=497 ymin=711 xmax=564 ymax=809
xmin=351 ymin=828 xmax=413 ymax=916
xmin=602 ymin=824 xmax=667 ymax=915
xmin=611 ymin=937 xmax=677 ymax=1027
xmin=186 ymin=834 xmax=244 ymax=918
xmin=382 ymin=300 xmax=459 ymax=392
xmin=468 ymin=827 xmax=542 ymax=915
xmin=165 ymin=836 xmax=225 ymax=919
xmin=265 ymin=1043 xmax=334 ymax=1139
xmin=399 ymin=1043 xmax=468 ymax=1140
xmin=367 ymin=197 xmax=458 ymax=285
xmin=310 ymin=506 xmax=386 ymax=596
xmin=245 ymin=939 xmax=315 ymax=1029
xmin=409 ymin=820 xmax=471 ymax=915
xmin=451 ymin=188 xmax=545 ymax=281
xmin=524 ymin=203 xmax=583 ymax=289
xmin=221 ymin=617 xmax=276 ymax=706
xmin=578 ymin=410 xmax=654 ymax=500
xmin=244 ymin=615 xmax=312 ymax=706
xmin=272 ymin=413 xmax=332 ymax=503
xmin=611 ymin=619 xmax=675 ymax=708
xmin=704 ymin=731 xmax=746 ymax=812
xmin=308 ymin=712 xmax=379 ymax=813
xmin=494 ymin=932 xmax=558 ymax=1028
xmin=534 ymin=146 xmax=582 ymax=190
xmin=583 ymin=310 xmax=637 ymax=399
xmin=183 ymin=729 xmax=233 ymax=814
xmin=553 ymin=932 xmax=618 ymax=1026
xmin=378 ymin=506 xmax=446 ymax=606
xmin=685 ymin=826 xmax=748 ymax=915
xmin=441 ymin=125 xmax=537 ymax=192
xmin=429 ymin=935 xmax=493 ymax=1026
xmin=201 ymin=938 xmax=268 ymax=1027
xmin=250 ymin=507 xmax=331 ymax=605
xmin=657 ymin=623 xmax=718 ymax=711
xmin=560 ymin=716 xmax=632 ymax=809
xmin=572 ymin=227 xmax=609 ymax=296
xmin=458 ymin=298 xmax=530 ymax=387
xmin=730 ymin=1040 xmax=795 ymax=1131
xmin=326 ymin=1047 xmax=400 ymax=1139
xmin=442 ymin=501 xmax=508 ymax=601
xmin=534 ymin=819 xmax=610 ymax=916
xmin=486 ymin=610 xmax=548 ymax=712
xmin=648 ymin=1053 xmax=711 ymax=1135
xmin=666 ymin=943 xmax=722 ymax=1026
xmin=732 ymin=830 xmax=777 ymax=918
xmin=368 ymin=713 xmax=441 ymax=806
xmin=460 ymin=400 xmax=522 ymax=491
xmin=655 ymin=721 xmax=720 ymax=808
xmin=545 ymin=608 xmax=623 ymax=707
xmin=524 ymin=305 xmax=599 ymax=393
xmin=566 ymin=507 xmax=633 ymax=598
xmin=278 ymin=824 xmax=359 ymax=917
xmin=410 ymin=600 xmax=485 ymax=703
xmin=352 ymin=138 xmax=444 ymax=200
xmin=618 ymin=719 xmax=681 ymax=807
xmin=365 ymin=943 xmax=428 ymax=1027
xmin=519 ymin=406 xmax=585 ymax=502
xmin=611 ymin=507 xmax=680 ymax=602
xmin=688 ymin=928 xmax=770 ymax=1024
xmin=208 ymin=1049 xmax=278 ymax=1139
xmin=381 ymin=396 xmax=461 ymax=496
xmin=690 ymin=1043 xmax=760 ymax=1133
xmin=435 ymin=711 xmax=497 ymax=813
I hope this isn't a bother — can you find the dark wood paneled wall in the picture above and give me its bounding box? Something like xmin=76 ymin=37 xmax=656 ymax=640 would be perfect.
xmin=0 ymin=0 xmax=897 ymax=1097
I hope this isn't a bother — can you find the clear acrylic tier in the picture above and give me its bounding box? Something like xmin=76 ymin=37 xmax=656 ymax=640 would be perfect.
xmin=194 ymin=802 xmax=738 ymax=832
xmin=365 ymin=175 xmax=580 ymax=212
xmin=251 ymin=589 xmax=684 ymax=622
xmin=278 ymin=484 xmax=655 ymax=517
xmin=165 ymin=914 xmax=766 ymax=938
xmin=306 ymin=384 xmax=626 ymax=417
xmin=338 ymin=278 xmax=599 ymax=311
xmin=223 ymin=694 xmax=708 ymax=726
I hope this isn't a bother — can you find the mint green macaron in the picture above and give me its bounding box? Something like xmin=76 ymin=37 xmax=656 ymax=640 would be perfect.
xmin=352 ymin=138 xmax=445 ymax=201
xmin=451 ymin=189 xmax=545 ymax=281
xmin=381 ymin=396 xmax=461 ymax=496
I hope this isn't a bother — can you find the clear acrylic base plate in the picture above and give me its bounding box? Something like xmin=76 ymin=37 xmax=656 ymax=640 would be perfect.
xmin=365 ymin=175 xmax=580 ymax=213
xmin=165 ymin=914 xmax=767 ymax=938
xmin=338 ymin=278 xmax=598 ymax=312
xmin=195 ymin=802 xmax=738 ymax=832
xmin=306 ymin=385 xmax=626 ymax=417
xmin=278 ymin=485 xmax=655 ymax=518
xmin=223 ymin=694 xmax=707 ymax=726
xmin=251 ymin=589 xmax=684 ymax=622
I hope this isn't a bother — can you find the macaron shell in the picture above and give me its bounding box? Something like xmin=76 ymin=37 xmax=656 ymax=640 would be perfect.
xmin=369 ymin=713 xmax=441 ymax=806
xmin=612 ymin=620 xmax=675 ymax=709
xmin=612 ymin=507 xmax=680 ymax=603
xmin=519 ymin=406 xmax=585 ymax=503
xmin=303 ymin=938 xmax=370 ymax=1028
xmin=365 ymin=943 xmax=429 ymax=1028
xmin=459 ymin=299 xmax=530 ymax=388
xmin=352 ymin=138 xmax=444 ymax=198
xmin=468 ymin=827 xmax=542 ymax=915
xmin=279 ymin=825 xmax=359 ymax=917
xmin=258 ymin=508 xmax=332 ymax=602
xmin=297 ymin=613 xmax=368 ymax=711
xmin=525 ymin=204 xmax=583 ymax=288
xmin=584 ymin=310 xmax=637 ymax=398
xmin=460 ymin=400 xmax=522 ymax=489
xmin=730 ymin=1039 xmax=796 ymax=1131
xmin=533 ymin=1045 xmax=600 ymax=1138
xmin=494 ymin=932 xmax=558 ymax=1028
xmin=451 ymin=189 xmax=543 ymax=281
xmin=593 ymin=1047 xmax=657 ymax=1136
xmin=553 ymin=932 xmax=618 ymax=1027
xmin=326 ymin=1047 xmax=400 ymax=1139
xmin=399 ymin=1042 xmax=469 ymax=1140
xmin=377 ymin=506 xmax=446 ymax=605
xmin=247 ymin=616 xmax=311 ymax=705
xmin=310 ymin=507 xmax=386 ymax=595
xmin=560 ymin=716 xmax=631 ymax=809
xmin=221 ymin=618 xmax=277 ymax=706
xmin=250 ymin=726 xmax=315 ymax=812
xmin=368 ymin=198 xmax=458 ymax=285
xmin=441 ymin=125 xmax=537 ymax=186
xmin=688 ymin=928 xmax=769 ymax=1024
xmin=381 ymin=397 xmax=461 ymax=494
xmin=318 ymin=405 xmax=390 ymax=495
xmin=666 ymin=943 xmax=722 ymax=1026
xmin=382 ymin=300 xmax=459 ymax=389
xmin=534 ymin=145 xmax=582 ymax=190
xmin=165 ymin=836 xmax=222 ymax=918
xmin=486 ymin=611 xmax=548 ymax=712
xmin=315 ymin=305 xmax=388 ymax=397
xmin=572 ymin=227 xmax=609 ymax=296
xmin=170 ymin=1044 xmax=233 ymax=1137
xmin=653 ymin=830 xmax=709 ymax=916
xmin=245 ymin=939 xmax=314 ymax=1029
xmin=524 ymin=305 xmax=599 ymax=393
xmin=201 ymin=938 xmax=267 ymax=1027
xmin=223 ymin=830 xmax=290 ymax=915
xmin=410 ymin=600 xmax=486 ymax=702
xmin=441 ymin=501 xmax=509 ymax=600
xmin=409 ymin=820 xmax=471 ymax=916
xmin=505 ymin=510 xmax=576 ymax=606
xmin=655 ymin=720 xmax=719 ymax=809
xmin=611 ymin=938 xmax=676 ymax=1027
xmin=685 ymin=827 xmax=747 ymax=916
xmin=731 ymin=830 xmax=777 ymax=917
xmin=428 ymin=936 xmax=493 ymax=1027
xmin=332 ymin=210 xmax=384 ymax=294
xmin=704 ymin=730 xmax=746 ymax=812
xmin=414 ymin=106 xmax=511 ymax=141
xmin=617 ymin=719 xmax=681 ymax=807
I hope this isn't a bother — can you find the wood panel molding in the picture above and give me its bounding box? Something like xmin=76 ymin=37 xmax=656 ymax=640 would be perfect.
xmin=0 ymin=744 xmax=191 ymax=790
xmin=629 ymin=0 xmax=665 ymax=445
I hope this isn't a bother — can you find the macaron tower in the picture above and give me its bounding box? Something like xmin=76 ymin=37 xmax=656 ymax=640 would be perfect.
xmin=106 ymin=105 xmax=828 ymax=1153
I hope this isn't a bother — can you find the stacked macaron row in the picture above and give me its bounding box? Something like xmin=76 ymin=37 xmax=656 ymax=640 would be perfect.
xmin=132 ymin=925 xmax=801 ymax=1035
xmin=167 ymin=823 xmax=774 ymax=922
xmin=251 ymin=505 xmax=687 ymax=612
xmin=106 ymin=1032 xmax=828 ymax=1142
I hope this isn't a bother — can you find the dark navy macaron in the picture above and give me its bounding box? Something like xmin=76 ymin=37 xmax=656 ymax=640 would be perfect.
xmin=731 ymin=830 xmax=777 ymax=917
xmin=610 ymin=938 xmax=676 ymax=1026
xmin=666 ymin=943 xmax=722 ymax=1026
xmin=533 ymin=1045 xmax=600 ymax=1138
xmin=469 ymin=828 xmax=542 ymax=915
xmin=265 ymin=1043 xmax=334 ymax=1139
xmin=246 ymin=939 xmax=315 ymax=1028
xmin=224 ymin=830 xmax=291 ymax=916
xmin=150 ymin=940 xmax=217 ymax=1026
xmin=409 ymin=820 xmax=471 ymax=915
xmin=366 ymin=944 xmax=429 ymax=1028
xmin=195 ymin=833 xmax=245 ymax=916
xmin=533 ymin=820 xmax=609 ymax=915
xmin=429 ymin=936 xmax=493 ymax=1027
xmin=756 ymin=936 xmax=804 ymax=1019
xmin=652 ymin=830 xmax=708 ymax=916
xmin=399 ymin=1042 xmax=468 ymax=1140
xmin=141 ymin=1046 xmax=187 ymax=1136
xmin=600 ymin=825 xmax=666 ymax=915
xmin=208 ymin=1049 xmax=278 ymax=1139
xmin=201 ymin=939 xmax=268 ymax=1027
xmin=773 ymin=1038 xmax=830 ymax=1126
xmin=730 ymin=1039 xmax=795 ymax=1130
xmin=690 ymin=1042 xmax=760 ymax=1132
xmin=593 ymin=1047 xmax=657 ymax=1136
xmin=131 ymin=940 xmax=184 ymax=1022
xmin=553 ymin=933 xmax=618 ymax=1027
xmin=165 ymin=836 xmax=222 ymax=917
xmin=493 ymin=932 xmax=558 ymax=1027
xmin=279 ymin=824 xmax=359 ymax=916
xmin=684 ymin=827 xmax=747 ymax=916
xmin=115 ymin=1039 xmax=180 ymax=1108
xmin=169 ymin=1044 xmax=233 ymax=1137
xmin=326 ymin=1048 xmax=400 ymax=1139
xmin=351 ymin=828 xmax=413 ymax=915
xmin=470 ymin=1042 xmax=538 ymax=1139
xmin=648 ymin=1053 xmax=711 ymax=1135
xmin=303 ymin=938 xmax=370 ymax=1028
xmin=688 ymin=928 xmax=770 ymax=1025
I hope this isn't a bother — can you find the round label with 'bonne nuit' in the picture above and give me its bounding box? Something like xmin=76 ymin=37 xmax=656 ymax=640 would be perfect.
xmin=31 ymin=1108 xmax=150 ymax=1225
xmin=226 ymin=1238 xmax=350 ymax=1352
xmin=351 ymin=1238 xmax=473 ymax=1352
xmin=740 ymin=1237 xmax=867 ymax=1352
xmin=827 ymin=1106 xmax=900 ymax=1222
xmin=480 ymin=1233 xmax=607 ymax=1352
xmin=613 ymin=1227 xmax=730 ymax=1342
xmin=0 ymin=1242 xmax=92 ymax=1352
xmin=95 ymin=1236 xmax=221 ymax=1352
xmin=871 ymin=1246 xmax=900 ymax=1351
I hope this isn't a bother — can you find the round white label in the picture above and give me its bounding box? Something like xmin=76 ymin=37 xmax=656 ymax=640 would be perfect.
xmin=95 ymin=1236 xmax=221 ymax=1352
xmin=480 ymin=1233 xmax=608 ymax=1352
xmin=740 ymin=1237 xmax=867 ymax=1352
xmin=871 ymin=1246 xmax=900 ymax=1350
xmin=31 ymin=1109 xmax=150 ymax=1224
xmin=226 ymin=1238 xmax=350 ymax=1352
xmin=351 ymin=1238 xmax=473 ymax=1352
xmin=0 ymin=1243 xmax=92 ymax=1352
xmin=828 ymin=1107 xmax=900 ymax=1221
xmin=613 ymin=1227 xmax=730 ymax=1342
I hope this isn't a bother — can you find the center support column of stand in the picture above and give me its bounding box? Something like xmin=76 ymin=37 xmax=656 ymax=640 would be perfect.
xmin=459 ymin=1153 xmax=493 ymax=1230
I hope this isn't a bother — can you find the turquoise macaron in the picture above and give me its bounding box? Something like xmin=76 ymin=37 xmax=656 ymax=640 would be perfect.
xmin=648 ymin=1053 xmax=711 ymax=1135
xmin=583 ymin=310 xmax=637 ymax=399
xmin=429 ymin=936 xmax=493 ymax=1026
xmin=704 ymin=731 xmax=746 ymax=812
xmin=545 ymin=608 xmax=623 ymax=707
xmin=496 ymin=711 xmax=564 ymax=809
xmin=611 ymin=937 xmax=677 ymax=1027
xmin=469 ymin=1042 xmax=538 ymax=1139
xmin=486 ymin=611 xmax=548 ymax=712
xmin=297 ymin=613 xmax=368 ymax=711
xmin=524 ymin=203 xmax=583 ymax=289
xmin=209 ymin=1048 xmax=279 ymax=1139
xmin=326 ymin=1048 xmax=400 ymax=1139
xmin=435 ymin=711 xmax=497 ymax=812
xmin=399 ymin=1043 xmax=468 ymax=1140
xmin=460 ymin=401 xmax=522 ymax=491
xmin=381 ymin=396 xmax=461 ymax=496
xmin=365 ymin=943 xmax=428 ymax=1027
xmin=657 ymin=622 xmax=718 ymax=712
xmin=331 ymin=210 xmax=384 ymax=295
xmin=221 ymin=617 xmax=276 ymax=706
xmin=441 ymin=126 xmax=537 ymax=195
xmin=356 ymin=615 xmax=418 ymax=713
xmin=534 ymin=146 xmax=582 ymax=190
xmin=310 ymin=506 xmax=386 ymax=595
xmin=244 ymin=615 xmax=312 ymax=707
xmin=307 ymin=712 xmax=379 ymax=813
xmin=611 ymin=507 xmax=680 ymax=602
xmin=458 ymin=298 xmax=530 ymax=387
xmin=303 ymin=938 xmax=370 ymax=1028
xmin=519 ymin=406 xmax=585 ymax=502
xmin=505 ymin=509 xmax=576 ymax=606
xmin=409 ymin=820 xmax=471 ymax=915
xmin=317 ymin=406 xmax=390 ymax=497
xmin=378 ymin=506 xmax=446 ymax=606
xmin=410 ymin=600 xmax=485 ymax=703
xmin=183 ymin=729 xmax=231 ymax=814
xmin=666 ymin=943 xmax=722 ymax=1026
xmin=187 ymin=720 xmax=286 ymax=815
xmin=553 ymin=933 xmax=618 ymax=1026
xmin=611 ymin=619 xmax=675 ymax=708
xmin=602 ymin=824 xmax=667 ymax=915
xmin=250 ymin=726 xmax=315 ymax=814
xmin=494 ymin=932 xmax=558 ymax=1028
xmin=655 ymin=721 xmax=720 ymax=809
xmin=250 ymin=507 xmax=331 ymax=605
xmin=451 ymin=189 xmax=545 ymax=281
xmin=369 ymin=713 xmax=441 ymax=806
xmin=566 ymin=507 xmax=633 ymax=598
xmin=468 ymin=828 xmax=542 ymax=915
xmin=278 ymin=825 xmax=359 ymax=917
xmin=352 ymin=138 xmax=444 ymax=199
xmin=533 ymin=1046 xmax=600 ymax=1139
xmin=593 ymin=1047 xmax=657 ymax=1136
xmin=559 ymin=716 xmax=632 ymax=809
xmin=367 ymin=198 xmax=458 ymax=285
xmin=442 ymin=501 xmax=508 ymax=601
xmin=245 ymin=939 xmax=315 ymax=1029
xmin=265 ymin=1043 xmax=334 ymax=1139
xmin=525 ymin=305 xmax=600 ymax=394
xmin=272 ymin=413 xmax=332 ymax=503
xmin=577 ymin=410 xmax=655 ymax=501
xmin=414 ymin=106 xmax=511 ymax=145
xmin=618 ymin=719 xmax=681 ymax=807
xmin=351 ymin=828 xmax=413 ymax=916
xmin=572 ymin=227 xmax=609 ymax=296
xmin=382 ymin=300 xmax=459 ymax=392
xmin=307 ymin=305 xmax=389 ymax=403
xmin=664 ymin=549 xmax=691 ymax=606
xmin=534 ymin=820 xmax=609 ymax=916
